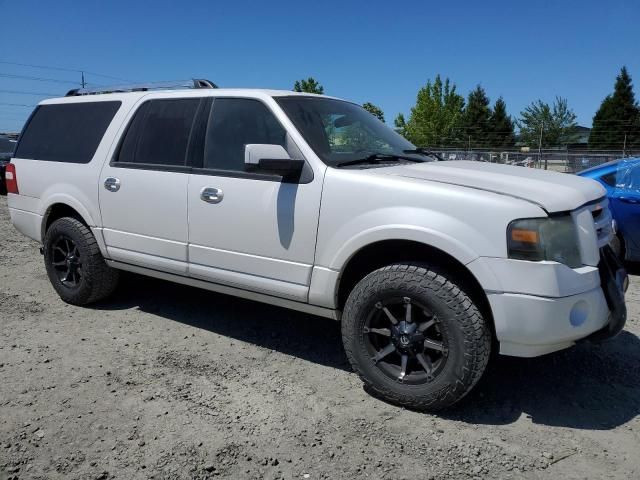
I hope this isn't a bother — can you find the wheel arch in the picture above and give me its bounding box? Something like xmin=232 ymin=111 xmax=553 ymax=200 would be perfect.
xmin=41 ymin=202 xmax=91 ymax=239
xmin=334 ymin=239 xmax=495 ymax=338
xmin=40 ymin=199 xmax=108 ymax=258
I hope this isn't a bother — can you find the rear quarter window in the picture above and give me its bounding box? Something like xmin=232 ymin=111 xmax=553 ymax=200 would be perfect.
xmin=14 ymin=101 xmax=121 ymax=163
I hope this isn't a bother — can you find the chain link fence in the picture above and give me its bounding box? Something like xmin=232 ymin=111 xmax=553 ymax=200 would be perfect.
xmin=428 ymin=148 xmax=640 ymax=173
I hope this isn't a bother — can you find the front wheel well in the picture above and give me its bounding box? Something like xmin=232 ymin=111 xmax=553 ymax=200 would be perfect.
xmin=42 ymin=203 xmax=88 ymax=239
xmin=336 ymin=240 xmax=495 ymax=336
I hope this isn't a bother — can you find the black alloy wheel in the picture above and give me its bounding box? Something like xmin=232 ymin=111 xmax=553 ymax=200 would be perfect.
xmin=365 ymin=296 xmax=448 ymax=384
xmin=50 ymin=235 xmax=83 ymax=288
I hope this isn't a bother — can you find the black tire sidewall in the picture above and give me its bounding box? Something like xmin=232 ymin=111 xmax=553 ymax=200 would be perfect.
xmin=44 ymin=218 xmax=96 ymax=304
xmin=342 ymin=265 xmax=489 ymax=410
xmin=352 ymin=286 xmax=467 ymax=396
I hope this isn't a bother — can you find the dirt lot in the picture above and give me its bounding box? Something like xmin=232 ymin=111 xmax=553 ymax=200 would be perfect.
xmin=0 ymin=194 xmax=639 ymax=480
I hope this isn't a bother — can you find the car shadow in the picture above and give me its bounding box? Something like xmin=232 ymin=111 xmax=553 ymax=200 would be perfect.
xmin=445 ymin=330 xmax=640 ymax=429
xmin=94 ymin=273 xmax=351 ymax=372
xmin=96 ymin=273 xmax=640 ymax=430
xmin=625 ymin=261 xmax=640 ymax=275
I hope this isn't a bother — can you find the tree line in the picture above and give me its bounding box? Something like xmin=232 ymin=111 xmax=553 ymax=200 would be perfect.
xmin=292 ymin=67 xmax=640 ymax=151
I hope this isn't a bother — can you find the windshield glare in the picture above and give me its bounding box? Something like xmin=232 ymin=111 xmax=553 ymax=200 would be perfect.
xmin=276 ymin=96 xmax=424 ymax=166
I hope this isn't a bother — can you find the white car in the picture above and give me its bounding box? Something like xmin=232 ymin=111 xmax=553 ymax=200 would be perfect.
xmin=5 ymin=80 xmax=628 ymax=410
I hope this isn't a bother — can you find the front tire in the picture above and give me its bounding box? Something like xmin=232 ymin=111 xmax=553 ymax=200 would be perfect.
xmin=342 ymin=263 xmax=491 ymax=411
xmin=611 ymin=234 xmax=625 ymax=261
xmin=43 ymin=217 xmax=119 ymax=305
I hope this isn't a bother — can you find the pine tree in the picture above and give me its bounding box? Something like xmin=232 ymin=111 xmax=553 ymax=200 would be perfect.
xmin=589 ymin=67 xmax=640 ymax=150
xmin=362 ymin=102 xmax=385 ymax=122
xmin=462 ymin=85 xmax=491 ymax=148
xmin=293 ymin=77 xmax=324 ymax=94
xmin=394 ymin=113 xmax=407 ymax=133
xmin=399 ymin=75 xmax=465 ymax=147
xmin=487 ymin=97 xmax=515 ymax=148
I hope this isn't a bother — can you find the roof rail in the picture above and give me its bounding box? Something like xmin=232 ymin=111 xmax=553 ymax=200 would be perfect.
xmin=65 ymin=78 xmax=218 ymax=97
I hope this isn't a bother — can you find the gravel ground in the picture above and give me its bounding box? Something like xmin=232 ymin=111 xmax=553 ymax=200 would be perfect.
xmin=1 ymin=194 xmax=639 ymax=480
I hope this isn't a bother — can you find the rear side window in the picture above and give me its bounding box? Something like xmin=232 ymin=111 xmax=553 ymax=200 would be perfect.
xmin=117 ymin=98 xmax=200 ymax=167
xmin=601 ymin=172 xmax=616 ymax=187
xmin=14 ymin=101 xmax=121 ymax=163
xmin=203 ymin=98 xmax=286 ymax=172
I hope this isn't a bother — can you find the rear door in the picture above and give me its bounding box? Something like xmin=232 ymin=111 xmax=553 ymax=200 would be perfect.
xmin=187 ymin=97 xmax=323 ymax=301
xmin=99 ymin=97 xmax=204 ymax=275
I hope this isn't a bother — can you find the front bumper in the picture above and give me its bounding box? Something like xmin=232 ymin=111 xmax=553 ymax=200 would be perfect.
xmin=476 ymin=247 xmax=627 ymax=357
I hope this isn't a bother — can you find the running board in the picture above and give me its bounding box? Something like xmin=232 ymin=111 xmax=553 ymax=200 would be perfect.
xmin=106 ymin=260 xmax=340 ymax=320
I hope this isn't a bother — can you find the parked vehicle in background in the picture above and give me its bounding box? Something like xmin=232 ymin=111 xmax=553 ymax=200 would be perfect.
xmin=579 ymin=157 xmax=640 ymax=262
xmin=5 ymin=81 xmax=629 ymax=410
xmin=0 ymin=135 xmax=17 ymax=195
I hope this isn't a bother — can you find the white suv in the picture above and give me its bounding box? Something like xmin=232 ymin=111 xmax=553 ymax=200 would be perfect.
xmin=6 ymin=80 xmax=628 ymax=410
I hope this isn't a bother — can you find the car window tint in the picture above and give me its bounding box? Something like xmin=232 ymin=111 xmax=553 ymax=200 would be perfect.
xmin=118 ymin=99 xmax=199 ymax=166
xmin=203 ymin=98 xmax=286 ymax=171
xmin=600 ymin=172 xmax=617 ymax=187
xmin=14 ymin=101 xmax=121 ymax=163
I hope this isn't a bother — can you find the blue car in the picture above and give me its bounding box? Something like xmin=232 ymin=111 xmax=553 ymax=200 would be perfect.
xmin=579 ymin=157 xmax=640 ymax=262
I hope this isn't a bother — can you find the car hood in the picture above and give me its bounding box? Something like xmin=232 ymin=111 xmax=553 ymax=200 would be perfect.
xmin=371 ymin=161 xmax=605 ymax=212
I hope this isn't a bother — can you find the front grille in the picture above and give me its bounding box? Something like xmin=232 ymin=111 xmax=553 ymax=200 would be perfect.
xmin=590 ymin=200 xmax=613 ymax=248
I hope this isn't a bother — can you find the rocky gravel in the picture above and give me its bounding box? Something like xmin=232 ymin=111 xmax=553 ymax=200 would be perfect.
xmin=0 ymin=194 xmax=639 ymax=480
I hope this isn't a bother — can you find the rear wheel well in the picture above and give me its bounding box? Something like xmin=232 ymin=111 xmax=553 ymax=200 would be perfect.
xmin=336 ymin=240 xmax=495 ymax=335
xmin=42 ymin=203 xmax=88 ymax=239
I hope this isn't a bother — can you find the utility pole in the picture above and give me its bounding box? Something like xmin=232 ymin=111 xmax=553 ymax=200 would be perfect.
xmin=538 ymin=121 xmax=545 ymax=169
xmin=623 ymin=133 xmax=627 ymax=157
xmin=81 ymin=71 xmax=86 ymax=88
xmin=468 ymin=135 xmax=471 ymax=153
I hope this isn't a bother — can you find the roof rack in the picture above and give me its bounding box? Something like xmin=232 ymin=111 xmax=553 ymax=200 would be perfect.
xmin=65 ymin=78 xmax=218 ymax=97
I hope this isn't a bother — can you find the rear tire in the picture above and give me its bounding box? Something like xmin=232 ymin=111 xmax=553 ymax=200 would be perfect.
xmin=43 ymin=217 xmax=119 ymax=305
xmin=341 ymin=263 xmax=491 ymax=411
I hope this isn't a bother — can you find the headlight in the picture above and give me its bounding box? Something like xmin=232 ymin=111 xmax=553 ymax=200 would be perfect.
xmin=507 ymin=216 xmax=581 ymax=268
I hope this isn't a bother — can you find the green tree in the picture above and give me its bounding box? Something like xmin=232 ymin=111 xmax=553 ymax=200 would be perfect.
xmin=362 ymin=102 xmax=385 ymax=122
xmin=517 ymin=97 xmax=578 ymax=147
xmin=293 ymin=77 xmax=324 ymax=94
xmin=487 ymin=97 xmax=515 ymax=148
xmin=462 ymin=85 xmax=491 ymax=148
xmin=589 ymin=67 xmax=640 ymax=150
xmin=398 ymin=75 xmax=465 ymax=146
xmin=394 ymin=113 xmax=407 ymax=132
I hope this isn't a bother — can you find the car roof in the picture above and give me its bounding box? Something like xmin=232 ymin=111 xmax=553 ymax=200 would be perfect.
xmin=39 ymin=88 xmax=345 ymax=105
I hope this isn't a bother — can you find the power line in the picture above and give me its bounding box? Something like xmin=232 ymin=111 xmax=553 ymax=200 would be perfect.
xmin=0 ymin=89 xmax=58 ymax=96
xmin=0 ymin=60 xmax=133 ymax=83
xmin=0 ymin=73 xmax=79 ymax=85
xmin=0 ymin=102 xmax=35 ymax=107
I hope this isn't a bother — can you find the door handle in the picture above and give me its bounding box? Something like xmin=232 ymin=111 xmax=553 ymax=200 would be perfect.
xmin=619 ymin=197 xmax=639 ymax=204
xmin=200 ymin=187 xmax=223 ymax=204
xmin=104 ymin=177 xmax=121 ymax=192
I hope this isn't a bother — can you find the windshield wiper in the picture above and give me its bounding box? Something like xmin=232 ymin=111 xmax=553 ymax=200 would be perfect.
xmin=336 ymin=153 xmax=425 ymax=168
xmin=402 ymin=148 xmax=445 ymax=161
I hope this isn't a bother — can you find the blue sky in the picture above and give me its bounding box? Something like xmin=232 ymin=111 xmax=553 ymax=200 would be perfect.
xmin=1 ymin=0 xmax=639 ymax=132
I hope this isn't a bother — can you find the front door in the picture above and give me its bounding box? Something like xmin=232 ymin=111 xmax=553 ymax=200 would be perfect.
xmin=99 ymin=97 xmax=202 ymax=275
xmin=187 ymin=97 xmax=323 ymax=301
xmin=610 ymin=161 xmax=640 ymax=258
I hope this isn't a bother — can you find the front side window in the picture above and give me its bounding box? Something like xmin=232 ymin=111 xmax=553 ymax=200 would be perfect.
xmin=117 ymin=98 xmax=200 ymax=166
xmin=276 ymin=96 xmax=421 ymax=166
xmin=15 ymin=101 xmax=121 ymax=163
xmin=203 ymin=98 xmax=287 ymax=172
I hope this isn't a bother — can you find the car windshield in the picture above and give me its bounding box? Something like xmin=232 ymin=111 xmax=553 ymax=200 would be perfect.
xmin=276 ymin=96 xmax=428 ymax=167
xmin=614 ymin=158 xmax=640 ymax=191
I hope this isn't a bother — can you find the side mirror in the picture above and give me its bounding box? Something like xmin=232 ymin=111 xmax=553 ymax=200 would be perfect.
xmin=244 ymin=144 xmax=304 ymax=178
